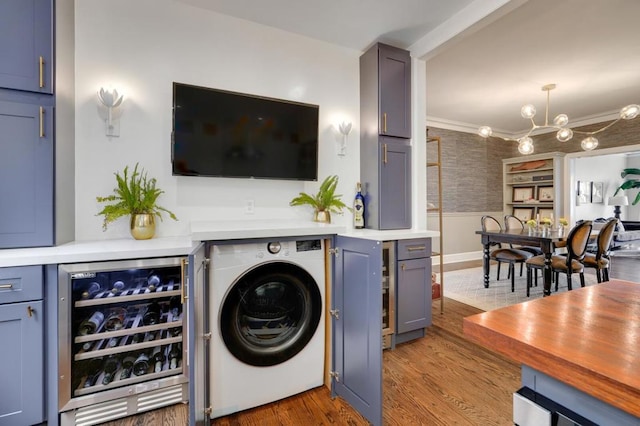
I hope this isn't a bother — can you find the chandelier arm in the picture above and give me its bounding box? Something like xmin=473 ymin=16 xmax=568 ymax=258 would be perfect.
xmin=571 ymin=118 xmax=622 ymax=136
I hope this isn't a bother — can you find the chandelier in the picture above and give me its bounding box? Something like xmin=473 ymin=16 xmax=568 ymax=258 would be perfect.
xmin=477 ymin=84 xmax=640 ymax=155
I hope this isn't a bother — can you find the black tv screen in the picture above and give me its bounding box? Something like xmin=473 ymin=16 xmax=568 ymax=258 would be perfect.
xmin=172 ymin=83 xmax=319 ymax=181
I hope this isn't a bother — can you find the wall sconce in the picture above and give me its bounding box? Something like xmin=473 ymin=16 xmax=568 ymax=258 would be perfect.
xmin=337 ymin=121 xmax=352 ymax=156
xmin=97 ymin=87 xmax=124 ymax=137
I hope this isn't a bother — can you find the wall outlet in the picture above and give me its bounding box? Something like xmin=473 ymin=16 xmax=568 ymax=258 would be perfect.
xmin=245 ymin=199 xmax=255 ymax=214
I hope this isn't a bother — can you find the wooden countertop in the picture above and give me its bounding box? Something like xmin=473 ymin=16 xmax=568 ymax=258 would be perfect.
xmin=463 ymin=279 xmax=640 ymax=418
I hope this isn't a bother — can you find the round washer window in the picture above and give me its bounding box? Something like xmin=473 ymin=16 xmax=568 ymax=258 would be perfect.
xmin=220 ymin=261 xmax=322 ymax=366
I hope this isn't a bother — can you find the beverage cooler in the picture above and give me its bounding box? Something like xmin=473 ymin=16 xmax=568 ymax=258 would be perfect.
xmin=57 ymin=257 xmax=189 ymax=426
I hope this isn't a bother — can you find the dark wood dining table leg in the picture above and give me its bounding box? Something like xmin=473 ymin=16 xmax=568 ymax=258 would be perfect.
xmin=541 ymin=241 xmax=553 ymax=296
xmin=482 ymin=238 xmax=490 ymax=288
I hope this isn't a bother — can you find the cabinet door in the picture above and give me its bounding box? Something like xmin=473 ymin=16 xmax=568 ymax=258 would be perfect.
xmin=188 ymin=243 xmax=210 ymax=426
xmin=0 ymin=100 xmax=54 ymax=248
xmin=378 ymin=44 xmax=411 ymax=138
xmin=0 ymin=300 xmax=44 ymax=425
xmin=333 ymin=236 xmax=382 ymax=426
xmin=396 ymin=257 xmax=431 ymax=334
xmin=379 ymin=139 xmax=411 ymax=229
xmin=0 ymin=0 xmax=53 ymax=93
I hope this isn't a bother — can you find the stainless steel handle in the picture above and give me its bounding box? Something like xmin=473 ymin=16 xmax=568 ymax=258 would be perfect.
xmin=401 ymin=263 xmax=405 ymax=271
xmin=407 ymin=246 xmax=427 ymax=251
xmin=180 ymin=258 xmax=188 ymax=303
xmin=383 ymin=113 xmax=387 ymax=133
xmin=39 ymin=56 xmax=45 ymax=88
xmin=383 ymin=143 xmax=388 ymax=164
xmin=0 ymin=284 xmax=14 ymax=289
xmin=39 ymin=106 xmax=45 ymax=137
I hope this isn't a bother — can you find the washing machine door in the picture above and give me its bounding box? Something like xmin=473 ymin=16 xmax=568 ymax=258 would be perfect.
xmin=220 ymin=261 xmax=322 ymax=367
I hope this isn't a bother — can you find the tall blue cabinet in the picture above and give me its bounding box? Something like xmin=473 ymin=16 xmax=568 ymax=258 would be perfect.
xmin=0 ymin=0 xmax=55 ymax=249
xmin=360 ymin=43 xmax=412 ymax=230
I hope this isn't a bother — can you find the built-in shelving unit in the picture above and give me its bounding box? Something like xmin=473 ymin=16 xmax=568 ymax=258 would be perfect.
xmin=503 ymin=152 xmax=565 ymax=222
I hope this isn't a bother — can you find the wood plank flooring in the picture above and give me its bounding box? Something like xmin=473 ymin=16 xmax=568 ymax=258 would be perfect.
xmin=98 ymin=256 xmax=638 ymax=426
xmin=100 ymin=297 xmax=520 ymax=425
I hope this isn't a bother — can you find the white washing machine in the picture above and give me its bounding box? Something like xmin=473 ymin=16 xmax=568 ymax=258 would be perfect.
xmin=210 ymin=238 xmax=326 ymax=418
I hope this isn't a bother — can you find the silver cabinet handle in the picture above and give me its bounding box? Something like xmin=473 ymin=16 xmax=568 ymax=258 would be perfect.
xmin=407 ymin=246 xmax=426 ymax=251
xmin=0 ymin=284 xmax=13 ymax=289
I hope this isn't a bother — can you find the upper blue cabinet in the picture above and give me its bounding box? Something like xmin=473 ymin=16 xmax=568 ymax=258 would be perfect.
xmin=0 ymin=0 xmax=53 ymax=94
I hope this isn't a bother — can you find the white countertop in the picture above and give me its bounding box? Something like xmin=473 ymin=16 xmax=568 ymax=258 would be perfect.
xmin=189 ymin=219 xmax=347 ymax=241
xmin=0 ymin=236 xmax=198 ymax=268
xmin=340 ymin=228 xmax=439 ymax=241
xmin=0 ymin=221 xmax=438 ymax=267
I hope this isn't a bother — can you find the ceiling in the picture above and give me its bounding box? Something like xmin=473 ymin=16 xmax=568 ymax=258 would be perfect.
xmin=177 ymin=0 xmax=640 ymax=139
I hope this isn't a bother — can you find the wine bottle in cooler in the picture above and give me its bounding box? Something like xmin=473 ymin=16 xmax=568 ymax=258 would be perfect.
xmin=146 ymin=273 xmax=161 ymax=292
xmin=78 ymin=310 xmax=104 ymax=335
xmin=102 ymin=354 xmax=121 ymax=385
xmin=169 ymin=296 xmax=182 ymax=321
xmin=103 ymin=307 xmax=127 ymax=331
xmin=169 ymin=343 xmax=182 ymax=369
xmin=80 ymin=281 xmax=102 ymax=300
xmin=83 ymin=357 xmax=104 ymax=388
xmin=353 ymin=182 xmax=365 ymax=229
xmin=120 ymin=354 xmax=136 ymax=380
xmin=152 ymin=346 xmax=165 ymax=373
xmin=110 ymin=280 xmax=126 ymax=295
xmin=142 ymin=301 xmax=161 ymax=325
xmin=133 ymin=351 xmax=150 ymax=376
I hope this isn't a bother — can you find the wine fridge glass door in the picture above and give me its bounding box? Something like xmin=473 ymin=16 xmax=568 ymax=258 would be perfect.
xmin=58 ymin=257 xmax=187 ymax=412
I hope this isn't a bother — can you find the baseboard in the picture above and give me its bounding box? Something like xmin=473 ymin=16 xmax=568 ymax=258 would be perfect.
xmin=432 ymin=251 xmax=483 ymax=265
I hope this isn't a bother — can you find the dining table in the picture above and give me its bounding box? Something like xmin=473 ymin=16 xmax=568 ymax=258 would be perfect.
xmin=475 ymin=228 xmax=566 ymax=296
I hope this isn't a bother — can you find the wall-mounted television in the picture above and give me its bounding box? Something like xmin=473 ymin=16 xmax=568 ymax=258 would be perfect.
xmin=171 ymin=82 xmax=319 ymax=181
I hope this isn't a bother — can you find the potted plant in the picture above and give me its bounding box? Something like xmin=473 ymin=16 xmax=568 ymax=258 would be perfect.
xmin=289 ymin=175 xmax=350 ymax=223
xmin=96 ymin=163 xmax=177 ymax=239
xmin=613 ymin=168 xmax=640 ymax=205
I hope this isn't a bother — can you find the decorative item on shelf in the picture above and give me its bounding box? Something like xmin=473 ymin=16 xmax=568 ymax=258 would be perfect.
xmin=613 ymin=168 xmax=640 ymax=206
xmin=477 ymin=83 xmax=640 ymax=155
xmin=289 ymin=175 xmax=350 ymax=223
xmin=97 ymin=87 xmax=124 ymax=137
xmin=96 ymin=163 xmax=178 ymax=239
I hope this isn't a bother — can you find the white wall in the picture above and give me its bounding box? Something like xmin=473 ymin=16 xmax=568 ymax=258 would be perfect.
xmin=573 ymin=154 xmax=627 ymax=221
xmin=74 ymin=0 xmax=362 ymax=240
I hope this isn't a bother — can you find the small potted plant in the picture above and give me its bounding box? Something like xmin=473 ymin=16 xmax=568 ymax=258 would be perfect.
xmin=96 ymin=163 xmax=177 ymax=239
xmin=289 ymin=175 xmax=350 ymax=223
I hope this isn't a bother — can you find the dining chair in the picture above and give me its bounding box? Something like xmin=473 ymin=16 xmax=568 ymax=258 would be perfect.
xmin=581 ymin=218 xmax=617 ymax=282
xmin=525 ymin=220 xmax=593 ymax=295
xmin=481 ymin=215 xmax=533 ymax=292
xmin=503 ymin=215 xmax=544 ymax=256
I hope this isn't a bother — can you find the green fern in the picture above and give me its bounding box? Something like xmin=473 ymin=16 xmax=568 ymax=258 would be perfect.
xmin=289 ymin=175 xmax=350 ymax=214
xmin=96 ymin=163 xmax=178 ymax=230
xmin=613 ymin=168 xmax=640 ymax=205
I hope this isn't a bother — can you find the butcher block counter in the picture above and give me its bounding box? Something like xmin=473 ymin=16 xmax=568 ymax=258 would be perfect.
xmin=463 ymin=279 xmax=640 ymax=424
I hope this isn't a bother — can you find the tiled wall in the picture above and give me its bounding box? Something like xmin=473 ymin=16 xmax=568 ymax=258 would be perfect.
xmin=426 ymin=127 xmax=516 ymax=212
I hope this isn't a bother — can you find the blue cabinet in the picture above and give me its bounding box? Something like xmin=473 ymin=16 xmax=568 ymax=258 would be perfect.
xmin=0 ymin=98 xmax=54 ymax=248
xmin=332 ymin=236 xmax=383 ymax=426
xmin=360 ymin=43 xmax=412 ymax=230
xmin=0 ymin=0 xmax=55 ymax=249
xmin=0 ymin=0 xmax=53 ymax=93
xmin=395 ymin=239 xmax=432 ymax=344
xmin=0 ymin=266 xmax=45 ymax=425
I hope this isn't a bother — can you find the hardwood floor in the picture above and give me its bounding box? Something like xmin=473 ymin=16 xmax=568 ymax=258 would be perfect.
xmin=100 ymin=297 xmax=520 ymax=426
xmin=99 ymin=257 xmax=638 ymax=426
